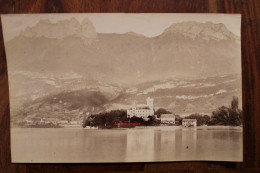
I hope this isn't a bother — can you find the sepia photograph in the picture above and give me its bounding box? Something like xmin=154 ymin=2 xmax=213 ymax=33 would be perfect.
xmin=1 ymin=13 xmax=242 ymax=163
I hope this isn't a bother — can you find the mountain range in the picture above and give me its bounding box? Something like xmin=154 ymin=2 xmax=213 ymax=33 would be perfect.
xmin=6 ymin=18 xmax=241 ymax=84
xmin=4 ymin=17 xmax=242 ymax=121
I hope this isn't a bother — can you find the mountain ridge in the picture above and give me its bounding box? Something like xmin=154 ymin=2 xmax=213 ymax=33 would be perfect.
xmin=16 ymin=19 xmax=239 ymax=41
xmin=20 ymin=17 xmax=97 ymax=39
xmin=161 ymin=21 xmax=239 ymax=41
xmin=6 ymin=20 xmax=241 ymax=85
xmin=12 ymin=73 xmax=241 ymax=122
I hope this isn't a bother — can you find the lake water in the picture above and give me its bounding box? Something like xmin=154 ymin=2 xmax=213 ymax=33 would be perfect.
xmin=11 ymin=127 xmax=242 ymax=163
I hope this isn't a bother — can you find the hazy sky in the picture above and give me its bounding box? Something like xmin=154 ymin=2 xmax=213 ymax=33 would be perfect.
xmin=1 ymin=13 xmax=241 ymax=41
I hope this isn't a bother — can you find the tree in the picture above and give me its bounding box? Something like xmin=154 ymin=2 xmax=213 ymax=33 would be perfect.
xmin=231 ymin=96 xmax=239 ymax=110
xmin=209 ymin=106 xmax=230 ymax=125
xmin=155 ymin=108 xmax=172 ymax=118
xmin=229 ymin=96 xmax=242 ymax=126
xmin=229 ymin=109 xmax=242 ymax=126
xmin=203 ymin=115 xmax=210 ymax=124
xmin=185 ymin=114 xmax=208 ymax=126
xmin=175 ymin=114 xmax=183 ymax=125
xmin=147 ymin=115 xmax=160 ymax=126
xmin=82 ymin=117 xmax=88 ymax=128
xmin=209 ymin=96 xmax=242 ymax=126
xmin=130 ymin=116 xmax=144 ymax=124
xmin=82 ymin=110 xmax=127 ymax=128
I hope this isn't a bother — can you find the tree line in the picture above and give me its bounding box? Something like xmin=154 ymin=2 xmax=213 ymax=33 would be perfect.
xmin=175 ymin=96 xmax=242 ymax=126
xmin=82 ymin=96 xmax=242 ymax=128
xmin=82 ymin=109 xmax=160 ymax=128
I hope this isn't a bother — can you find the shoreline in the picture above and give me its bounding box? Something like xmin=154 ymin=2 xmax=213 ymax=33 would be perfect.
xmin=197 ymin=125 xmax=242 ymax=130
xmin=11 ymin=125 xmax=243 ymax=130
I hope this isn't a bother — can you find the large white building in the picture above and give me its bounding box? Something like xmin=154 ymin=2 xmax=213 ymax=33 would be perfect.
xmin=127 ymin=97 xmax=154 ymax=119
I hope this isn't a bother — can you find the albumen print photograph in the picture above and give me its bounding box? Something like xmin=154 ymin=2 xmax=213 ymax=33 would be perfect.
xmin=1 ymin=13 xmax=242 ymax=163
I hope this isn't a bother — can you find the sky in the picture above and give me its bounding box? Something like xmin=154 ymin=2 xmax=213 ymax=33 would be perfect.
xmin=1 ymin=13 xmax=241 ymax=41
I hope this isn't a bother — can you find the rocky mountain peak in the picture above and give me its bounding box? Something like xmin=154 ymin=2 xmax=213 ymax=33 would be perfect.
xmin=81 ymin=18 xmax=96 ymax=38
xmin=163 ymin=21 xmax=239 ymax=41
xmin=20 ymin=17 xmax=97 ymax=39
xmin=68 ymin=17 xmax=80 ymax=25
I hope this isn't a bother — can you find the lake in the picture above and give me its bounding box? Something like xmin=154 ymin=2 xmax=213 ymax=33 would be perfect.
xmin=11 ymin=127 xmax=242 ymax=162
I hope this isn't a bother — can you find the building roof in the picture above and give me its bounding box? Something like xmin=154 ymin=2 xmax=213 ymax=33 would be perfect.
xmin=129 ymin=105 xmax=151 ymax=110
xmin=136 ymin=106 xmax=150 ymax=110
xmin=182 ymin=119 xmax=197 ymax=122
xmin=161 ymin=114 xmax=175 ymax=118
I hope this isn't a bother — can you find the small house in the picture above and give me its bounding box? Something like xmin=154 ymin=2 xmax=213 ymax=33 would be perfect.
xmin=182 ymin=119 xmax=197 ymax=127
xmin=160 ymin=114 xmax=175 ymax=125
xmin=25 ymin=119 xmax=33 ymax=125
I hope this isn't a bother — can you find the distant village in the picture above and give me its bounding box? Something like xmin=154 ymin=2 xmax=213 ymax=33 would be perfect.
xmin=21 ymin=117 xmax=82 ymax=128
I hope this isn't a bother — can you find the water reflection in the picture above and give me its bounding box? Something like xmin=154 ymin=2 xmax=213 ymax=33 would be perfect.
xmin=11 ymin=128 xmax=242 ymax=162
xmin=179 ymin=129 xmax=197 ymax=160
xmin=126 ymin=129 xmax=155 ymax=161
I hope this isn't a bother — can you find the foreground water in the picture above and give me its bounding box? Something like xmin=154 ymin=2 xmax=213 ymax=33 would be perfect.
xmin=11 ymin=127 xmax=242 ymax=162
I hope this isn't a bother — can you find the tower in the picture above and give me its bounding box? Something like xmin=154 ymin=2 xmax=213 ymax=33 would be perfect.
xmin=146 ymin=97 xmax=154 ymax=110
